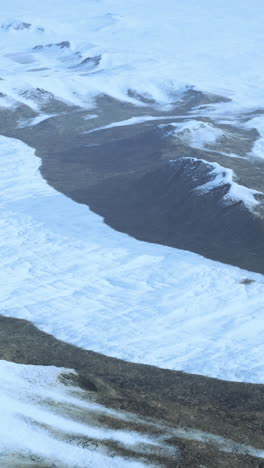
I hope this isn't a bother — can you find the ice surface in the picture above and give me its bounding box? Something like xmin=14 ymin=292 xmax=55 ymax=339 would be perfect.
xmin=1 ymin=135 xmax=264 ymax=383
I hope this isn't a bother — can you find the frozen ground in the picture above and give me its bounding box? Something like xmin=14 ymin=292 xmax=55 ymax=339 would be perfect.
xmin=1 ymin=135 xmax=264 ymax=383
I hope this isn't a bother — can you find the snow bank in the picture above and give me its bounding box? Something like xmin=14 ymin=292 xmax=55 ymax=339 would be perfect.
xmin=169 ymin=120 xmax=224 ymax=149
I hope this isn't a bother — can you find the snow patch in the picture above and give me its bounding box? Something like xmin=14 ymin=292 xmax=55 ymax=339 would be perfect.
xmin=17 ymin=113 xmax=59 ymax=128
xmin=169 ymin=120 xmax=224 ymax=149
xmin=83 ymin=115 xmax=194 ymax=134
xmin=182 ymin=157 xmax=262 ymax=209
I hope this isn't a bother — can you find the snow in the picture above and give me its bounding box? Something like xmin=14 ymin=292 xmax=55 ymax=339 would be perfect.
xmin=169 ymin=428 xmax=264 ymax=459
xmin=83 ymin=115 xmax=197 ymax=134
xmin=244 ymin=116 xmax=264 ymax=159
xmin=0 ymin=359 xmax=154 ymax=467
xmin=1 ymin=0 xmax=264 ymax=151
xmin=1 ymin=359 xmax=263 ymax=465
xmin=84 ymin=113 xmax=98 ymax=120
xmin=1 ymin=135 xmax=264 ymax=383
xmin=17 ymin=113 xmax=59 ymax=128
xmin=180 ymin=157 xmax=261 ymax=209
xmin=1 ymin=2 xmax=264 ymax=461
xmin=169 ymin=120 xmax=224 ymax=150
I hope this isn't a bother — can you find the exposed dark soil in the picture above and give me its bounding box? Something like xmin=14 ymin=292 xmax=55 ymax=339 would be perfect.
xmin=1 ymin=315 xmax=264 ymax=467
xmin=1 ymin=93 xmax=263 ymax=273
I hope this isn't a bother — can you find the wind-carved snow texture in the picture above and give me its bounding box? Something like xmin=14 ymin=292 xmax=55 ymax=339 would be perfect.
xmin=0 ymin=360 xmax=168 ymax=467
xmin=2 ymin=359 xmax=264 ymax=466
xmin=1 ymin=0 xmax=264 ymax=158
xmin=1 ymin=135 xmax=264 ymax=383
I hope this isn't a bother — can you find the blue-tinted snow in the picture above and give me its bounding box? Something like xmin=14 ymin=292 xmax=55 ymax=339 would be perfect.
xmin=1 ymin=0 xmax=264 ymax=156
xmin=1 ymin=136 xmax=263 ymax=383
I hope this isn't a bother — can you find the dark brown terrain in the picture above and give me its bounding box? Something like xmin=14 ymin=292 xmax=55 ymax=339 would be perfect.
xmin=1 ymin=91 xmax=264 ymax=273
xmin=1 ymin=315 xmax=264 ymax=467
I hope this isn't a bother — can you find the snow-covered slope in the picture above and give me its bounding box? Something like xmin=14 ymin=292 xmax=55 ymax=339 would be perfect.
xmin=0 ymin=359 xmax=166 ymax=467
xmin=1 ymin=0 xmax=264 ymax=157
xmin=1 ymin=135 xmax=264 ymax=383
xmin=2 ymin=359 xmax=264 ymax=466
